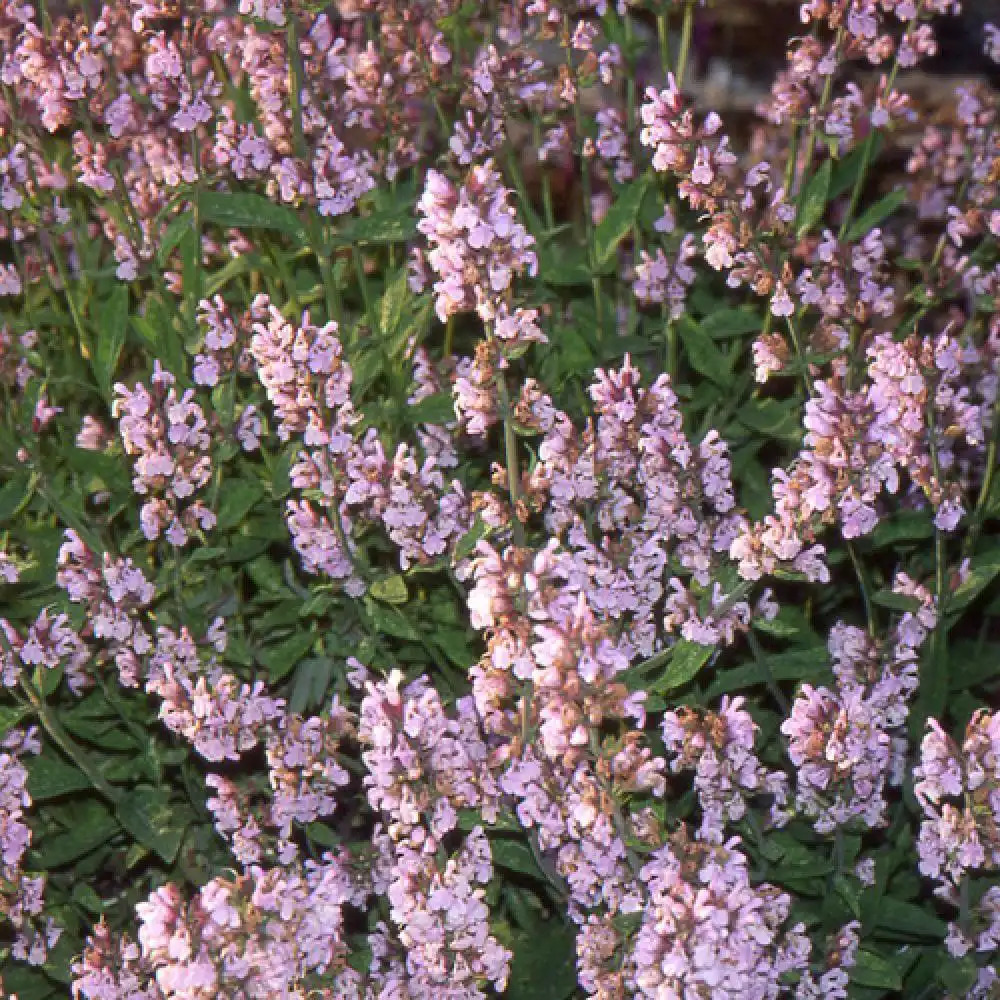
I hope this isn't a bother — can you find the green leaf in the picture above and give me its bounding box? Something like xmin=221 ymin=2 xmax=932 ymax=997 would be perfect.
xmin=491 ymin=837 xmax=548 ymax=879
xmin=334 ymin=209 xmax=416 ymax=245
xmin=593 ymin=174 xmax=650 ymax=273
xmin=505 ymin=911 xmax=578 ymax=1000
xmin=370 ymin=574 xmax=409 ymax=605
xmin=0 ymin=704 xmax=29 ymax=737
xmin=157 ymin=212 xmax=193 ymax=265
xmin=874 ymin=897 xmax=946 ymax=939
xmin=868 ymin=509 xmax=933 ymax=547
xmin=796 ymin=159 xmax=833 ymax=238
xmin=91 ymin=283 xmax=129 ymax=400
xmin=654 ymin=640 xmax=714 ymax=693
xmin=407 ymin=391 xmax=456 ymax=426
xmin=700 ymin=308 xmax=762 ymax=340
xmin=872 ymin=589 xmax=923 ymax=614
xmin=948 ymin=540 xmax=1000 ymax=615
xmin=199 ymin=191 xmax=305 ymax=238
xmin=32 ymin=802 xmax=120 ymax=868
xmin=205 ymin=252 xmax=267 ymax=296
xmin=936 ymin=956 xmax=979 ymax=996
xmin=116 ymin=787 xmax=189 ymax=864
xmin=736 ymin=398 xmax=801 ymax=443
xmin=753 ymin=606 xmax=816 ymax=641
xmin=259 ymin=631 xmax=316 ymax=682
xmin=433 ymin=627 xmax=477 ymax=668
xmin=216 ymin=478 xmax=267 ymax=531
xmin=849 ymin=950 xmax=903 ymax=991
xmin=705 ymin=645 xmax=830 ymax=698
xmin=677 ymin=318 xmax=732 ymax=387
xmin=844 ymin=189 xmax=907 ymax=244
xmin=0 ymin=471 xmax=37 ymax=522
xmin=364 ymin=598 xmax=419 ymax=640
xmin=289 ymin=654 xmax=335 ymax=714
xmin=27 ymin=755 xmax=94 ymax=800
xmin=2 ymin=964 xmax=58 ymax=1000
xmin=538 ymin=244 xmax=592 ymax=287
xmin=376 ymin=267 xmax=411 ymax=341
xmin=829 ymin=134 xmax=884 ymax=199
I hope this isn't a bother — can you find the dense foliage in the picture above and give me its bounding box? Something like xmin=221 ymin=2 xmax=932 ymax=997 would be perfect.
xmin=0 ymin=0 xmax=999 ymax=997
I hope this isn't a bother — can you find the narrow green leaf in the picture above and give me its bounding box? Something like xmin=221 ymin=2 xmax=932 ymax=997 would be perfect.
xmin=370 ymin=574 xmax=409 ymax=605
xmin=829 ymin=134 xmax=884 ymax=199
xmin=654 ymin=640 xmax=714 ymax=693
xmin=407 ymin=391 xmax=456 ymax=426
xmin=157 ymin=212 xmax=193 ymax=265
xmin=116 ymin=787 xmax=189 ymax=864
xmin=736 ymin=398 xmax=801 ymax=442
xmin=26 ymin=756 xmax=94 ymax=800
xmin=0 ymin=471 xmax=37 ymax=522
xmin=91 ymin=283 xmax=129 ymax=400
xmin=844 ymin=189 xmax=907 ymax=243
xmin=199 ymin=191 xmax=305 ymax=238
xmin=491 ymin=837 xmax=548 ymax=879
xmin=216 ymin=478 xmax=267 ymax=531
xmin=677 ymin=318 xmax=733 ymax=387
xmin=32 ymin=803 xmax=119 ymax=867
xmin=699 ymin=308 xmax=762 ymax=340
xmin=796 ymin=159 xmax=833 ymax=238
xmin=705 ymin=645 xmax=830 ymax=698
xmin=259 ymin=631 xmax=316 ymax=682
xmin=364 ymin=598 xmax=419 ymax=640
xmin=377 ymin=268 xmax=411 ymax=340
xmin=874 ymin=897 xmax=946 ymax=939
xmin=333 ymin=209 xmax=416 ymax=245
xmin=593 ymin=174 xmax=650 ymax=273
xmin=849 ymin=950 xmax=903 ymax=991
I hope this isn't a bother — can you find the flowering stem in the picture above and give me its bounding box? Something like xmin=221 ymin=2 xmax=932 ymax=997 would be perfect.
xmin=796 ymin=27 xmax=844 ymax=192
xmin=837 ymin=15 xmax=918 ymax=241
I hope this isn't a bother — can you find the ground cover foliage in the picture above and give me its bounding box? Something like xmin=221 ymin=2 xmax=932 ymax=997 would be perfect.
xmin=0 ymin=0 xmax=999 ymax=996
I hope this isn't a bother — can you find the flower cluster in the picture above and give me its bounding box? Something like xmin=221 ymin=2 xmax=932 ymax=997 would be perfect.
xmin=113 ymin=364 xmax=216 ymax=546
xmin=56 ymin=530 xmax=154 ymax=688
xmin=415 ymin=161 xmax=540 ymax=340
xmin=915 ymin=710 xmax=1000 ymax=957
xmin=3 ymin=0 xmax=999 ymax=997
xmin=783 ymin=573 xmax=936 ymax=833
xmin=662 ymin=695 xmax=789 ymax=843
xmin=0 ymin=727 xmax=61 ymax=968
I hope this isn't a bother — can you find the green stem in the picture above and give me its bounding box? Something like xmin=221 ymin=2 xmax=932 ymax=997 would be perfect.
xmin=747 ymin=630 xmax=791 ymax=714
xmin=963 ymin=404 xmax=1000 ymax=561
xmin=532 ymin=118 xmax=556 ymax=233
xmin=497 ymin=369 xmax=526 ymax=547
xmin=352 ymin=244 xmax=373 ymax=321
xmin=656 ymin=12 xmax=672 ymax=80
xmin=675 ymin=2 xmax=695 ymax=89
xmin=19 ymin=683 xmax=122 ymax=804
xmin=846 ymin=541 xmax=877 ymax=636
